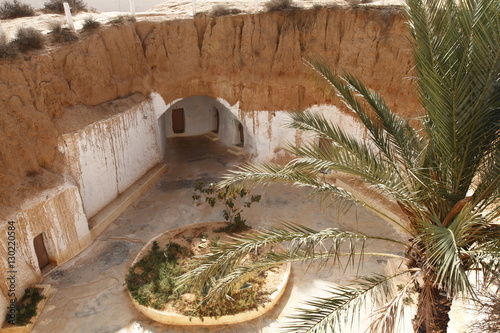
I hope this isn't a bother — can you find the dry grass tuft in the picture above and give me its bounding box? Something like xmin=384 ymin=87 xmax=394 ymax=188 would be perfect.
xmin=0 ymin=0 xmax=35 ymax=20
xmin=11 ymin=27 xmax=44 ymax=52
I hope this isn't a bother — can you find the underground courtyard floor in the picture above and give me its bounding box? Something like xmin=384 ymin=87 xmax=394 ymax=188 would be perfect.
xmin=33 ymin=135 xmax=407 ymax=333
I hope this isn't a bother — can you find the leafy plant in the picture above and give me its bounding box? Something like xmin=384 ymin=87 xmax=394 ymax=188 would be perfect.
xmin=0 ymin=0 xmax=35 ymax=19
xmin=43 ymin=0 xmax=87 ymax=14
xmin=180 ymin=0 xmax=500 ymax=332
xmin=192 ymin=181 xmax=261 ymax=232
xmin=126 ymin=241 xmax=187 ymax=309
xmin=125 ymin=239 xmax=272 ymax=317
xmin=11 ymin=27 xmax=44 ymax=52
xmin=5 ymin=287 xmax=46 ymax=326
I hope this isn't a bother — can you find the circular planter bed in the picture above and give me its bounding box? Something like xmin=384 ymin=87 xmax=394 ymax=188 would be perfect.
xmin=127 ymin=221 xmax=291 ymax=326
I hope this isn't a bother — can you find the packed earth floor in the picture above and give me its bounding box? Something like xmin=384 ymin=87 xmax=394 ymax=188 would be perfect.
xmin=33 ymin=135 xmax=408 ymax=333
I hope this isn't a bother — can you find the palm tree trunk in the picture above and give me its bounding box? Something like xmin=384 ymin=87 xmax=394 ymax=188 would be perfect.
xmin=413 ymin=283 xmax=453 ymax=333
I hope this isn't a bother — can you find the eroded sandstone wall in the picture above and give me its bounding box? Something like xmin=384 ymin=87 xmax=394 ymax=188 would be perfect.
xmin=0 ymin=6 xmax=418 ymax=217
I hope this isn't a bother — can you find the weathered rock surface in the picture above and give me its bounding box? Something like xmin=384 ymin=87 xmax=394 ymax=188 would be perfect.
xmin=0 ymin=6 xmax=418 ymax=217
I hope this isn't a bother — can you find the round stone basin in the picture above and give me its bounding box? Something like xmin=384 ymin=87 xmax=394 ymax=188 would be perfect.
xmin=127 ymin=221 xmax=291 ymax=326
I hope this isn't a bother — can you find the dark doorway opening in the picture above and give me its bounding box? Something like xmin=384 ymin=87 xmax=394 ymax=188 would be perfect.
xmin=172 ymin=108 xmax=185 ymax=134
xmin=33 ymin=233 xmax=50 ymax=270
xmin=211 ymin=108 xmax=220 ymax=133
xmin=238 ymin=123 xmax=244 ymax=147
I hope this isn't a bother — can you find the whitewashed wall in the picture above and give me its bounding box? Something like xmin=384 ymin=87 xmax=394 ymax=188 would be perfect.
xmin=163 ymin=96 xmax=243 ymax=147
xmin=0 ymin=180 xmax=90 ymax=324
xmin=58 ymin=94 xmax=164 ymax=218
xmin=238 ymin=104 xmax=367 ymax=162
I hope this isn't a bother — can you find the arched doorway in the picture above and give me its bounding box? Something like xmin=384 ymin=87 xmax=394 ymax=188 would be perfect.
xmin=161 ymin=96 xmax=250 ymax=151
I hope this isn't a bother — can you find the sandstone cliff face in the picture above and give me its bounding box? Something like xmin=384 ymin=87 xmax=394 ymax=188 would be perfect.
xmin=0 ymin=6 xmax=418 ymax=217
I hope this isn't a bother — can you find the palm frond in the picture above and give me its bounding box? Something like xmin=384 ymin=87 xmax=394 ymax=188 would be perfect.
xmin=406 ymin=0 xmax=500 ymax=202
xmin=176 ymin=224 xmax=404 ymax=302
xmin=280 ymin=272 xmax=416 ymax=333
xmin=219 ymin=162 xmax=415 ymax=234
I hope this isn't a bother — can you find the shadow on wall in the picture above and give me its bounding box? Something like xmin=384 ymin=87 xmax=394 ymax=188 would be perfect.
xmin=159 ymin=95 xmax=249 ymax=152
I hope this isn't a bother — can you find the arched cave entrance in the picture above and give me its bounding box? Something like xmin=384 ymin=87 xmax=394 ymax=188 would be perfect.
xmin=159 ymin=96 xmax=250 ymax=159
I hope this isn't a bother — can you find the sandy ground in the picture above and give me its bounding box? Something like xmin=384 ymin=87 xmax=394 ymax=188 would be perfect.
xmin=32 ymin=136 xmax=414 ymax=333
xmin=0 ymin=0 xmax=403 ymax=41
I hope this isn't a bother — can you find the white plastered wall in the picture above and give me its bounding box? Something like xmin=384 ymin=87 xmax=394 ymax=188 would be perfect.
xmin=58 ymin=93 xmax=164 ymax=218
xmin=238 ymin=104 xmax=367 ymax=162
xmin=0 ymin=180 xmax=90 ymax=324
xmin=161 ymin=95 xmax=243 ymax=147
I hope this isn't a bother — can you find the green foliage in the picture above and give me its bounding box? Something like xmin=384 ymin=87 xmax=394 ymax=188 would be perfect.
xmin=82 ymin=16 xmax=100 ymax=30
xmin=182 ymin=0 xmax=500 ymax=332
xmin=43 ymin=0 xmax=88 ymax=14
xmin=210 ymin=4 xmax=243 ymax=17
xmin=178 ymin=272 xmax=271 ymax=318
xmin=11 ymin=27 xmax=44 ymax=53
xmin=48 ymin=22 xmax=78 ymax=43
xmin=6 ymin=287 xmax=46 ymax=326
xmin=126 ymin=239 xmax=273 ymax=317
xmin=0 ymin=0 xmax=35 ymax=19
xmin=125 ymin=241 xmax=188 ymax=309
xmin=264 ymin=0 xmax=298 ymax=12
xmin=192 ymin=181 xmax=261 ymax=232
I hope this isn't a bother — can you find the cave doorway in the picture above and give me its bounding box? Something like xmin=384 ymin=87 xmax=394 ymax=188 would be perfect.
xmin=33 ymin=233 xmax=50 ymax=270
xmin=210 ymin=107 xmax=219 ymax=133
xmin=160 ymin=96 xmax=254 ymax=159
xmin=172 ymin=108 xmax=185 ymax=134
xmin=237 ymin=123 xmax=244 ymax=147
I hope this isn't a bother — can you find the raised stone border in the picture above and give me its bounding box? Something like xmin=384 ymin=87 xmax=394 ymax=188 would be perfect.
xmin=128 ymin=221 xmax=291 ymax=326
xmin=89 ymin=163 xmax=168 ymax=239
xmin=0 ymin=284 xmax=51 ymax=333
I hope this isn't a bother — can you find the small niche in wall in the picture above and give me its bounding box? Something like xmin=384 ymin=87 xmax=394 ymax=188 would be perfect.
xmin=172 ymin=108 xmax=185 ymax=134
xmin=33 ymin=233 xmax=50 ymax=270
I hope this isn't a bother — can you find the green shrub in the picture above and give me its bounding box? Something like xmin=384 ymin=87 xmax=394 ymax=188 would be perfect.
xmin=43 ymin=0 xmax=88 ymax=14
xmin=11 ymin=27 xmax=44 ymax=52
xmin=5 ymin=288 xmax=46 ymax=326
xmin=82 ymin=16 xmax=100 ymax=30
xmin=125 ymin=238 xmax=273 ymax=318
xmin=126 ymin=241 xmax=187 ymax=309
xmin=210 ymin=4 xmax=243 ymax=17
xmin=48 ymin=22 xmax=78 ymax=43
xmin=264 ymin=0 xmax=298 ymax=12
xmin=0 ymin=0 xmax=35 ymax=19
xmin=192 ymin=181 xmax=261 ymax=233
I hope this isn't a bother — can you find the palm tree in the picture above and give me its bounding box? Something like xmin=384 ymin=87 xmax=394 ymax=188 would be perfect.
xmin=177 ymin=0 xmax=500 ymax=332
